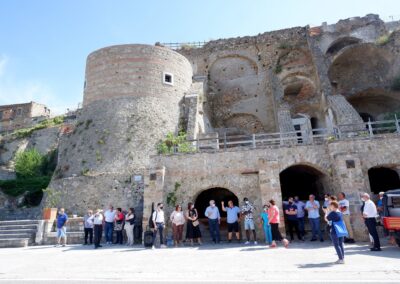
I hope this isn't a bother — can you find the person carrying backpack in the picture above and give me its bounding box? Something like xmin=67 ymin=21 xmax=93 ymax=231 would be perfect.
xmin=325 ymin=201 xmax=348 ymax=264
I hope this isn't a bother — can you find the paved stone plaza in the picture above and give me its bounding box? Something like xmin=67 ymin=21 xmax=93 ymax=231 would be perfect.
xmin=0 ymin=241 xmax=399 ymax=283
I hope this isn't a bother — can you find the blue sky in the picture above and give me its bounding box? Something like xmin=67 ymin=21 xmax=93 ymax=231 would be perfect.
xmin=0 ymin=0 xmax=399 ymax=114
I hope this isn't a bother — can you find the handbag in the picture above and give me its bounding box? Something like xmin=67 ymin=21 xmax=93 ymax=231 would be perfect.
xmin=192 ymin=220 xmax=199 ymax=227
xmin=333 ymin=218 xmax=349 ymax=238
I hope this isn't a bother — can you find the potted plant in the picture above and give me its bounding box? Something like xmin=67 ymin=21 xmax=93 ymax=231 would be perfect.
xmin=42 ymin=188 xmax=61 ymax=220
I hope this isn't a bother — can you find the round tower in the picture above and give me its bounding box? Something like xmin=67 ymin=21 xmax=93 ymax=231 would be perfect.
xmin=51 ymin=44 xmax=192 ymax=214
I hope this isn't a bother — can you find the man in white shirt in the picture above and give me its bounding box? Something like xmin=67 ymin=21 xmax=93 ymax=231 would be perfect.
xmin=152 ymin=203 xmax=166 ymax=249
xmin=90 ymin=209 xmax=104 ymax=249
xmin=361 ymin=193 xmax=381 ymax=251
xmin=205 ymin=200 xmax=221 ymax=244
xmin=104 ymin=205 xmax=116 ymax=245
xmin=338 ymin=192 xmax=355 ymax=243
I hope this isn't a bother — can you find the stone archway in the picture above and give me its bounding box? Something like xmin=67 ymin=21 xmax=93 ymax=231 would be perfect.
xmin=194 ymin=187 xmax=240 ymax=241
xmin=279 ymin=164 xmax=329 ymax=201
xmin=368 ymin=166 xmax=400 ymax=194
xmin=194 ymin=187 xmax=239 ymax=219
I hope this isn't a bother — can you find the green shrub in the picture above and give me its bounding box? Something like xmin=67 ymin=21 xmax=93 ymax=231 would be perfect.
xmin=157 ymin=132 xmax=196 ymax=154
xmin=15 ymin=149 xmax=44 ymax=178
xmin=275 ymin=64 xmax=283 ymax=74
xmin=0 ymin=176 xmax=51 ymax=197
xmin=376 ymin=34 xmax=390 ymax=46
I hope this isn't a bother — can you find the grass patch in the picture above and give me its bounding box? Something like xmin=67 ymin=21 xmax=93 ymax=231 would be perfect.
xmin=11 ymin=116 xmax=64 ymax=138
xmin=376 ymin=34 xmax=391 ymax=46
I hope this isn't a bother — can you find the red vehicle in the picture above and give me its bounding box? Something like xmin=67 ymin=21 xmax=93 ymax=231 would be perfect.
xmin=382 ymin=189 xmax=400 ymax=247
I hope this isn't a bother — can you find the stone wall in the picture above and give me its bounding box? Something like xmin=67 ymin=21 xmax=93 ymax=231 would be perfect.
xmin=146 ymin=134 xmax=400 ymax=241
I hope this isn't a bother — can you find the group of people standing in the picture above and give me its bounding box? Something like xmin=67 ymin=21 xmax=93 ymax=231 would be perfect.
xmin=81 ymin=206 xmax=136 ymax=249
xmin=53 ymin=190 xmax=384 ymax=264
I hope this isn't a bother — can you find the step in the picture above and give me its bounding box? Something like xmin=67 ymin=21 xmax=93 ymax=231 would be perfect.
xmin=0 ymin=220 xmax=39 ymax=226
xmin=0 ymin=224 xmax=38 ymax=230
xmin=0 ymin=233 xmax=33 ymax=240
xmin=0 ymin=238 xmax=29 ymax=248
xmin=0 ymin=229 xmax=36 ymax=234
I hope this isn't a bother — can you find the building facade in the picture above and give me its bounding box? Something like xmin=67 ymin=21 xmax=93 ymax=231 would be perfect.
xmin=47 ymin=14 xmax=400 ymax=241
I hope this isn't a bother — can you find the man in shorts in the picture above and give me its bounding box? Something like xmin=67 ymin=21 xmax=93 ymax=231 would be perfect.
xmin=56 ymin=208 xmax=68 ymax=247
xmin=241 ymin=197 xmax=257 ymax=245
xmin=221 ymin=200 xmax=241 ymax=243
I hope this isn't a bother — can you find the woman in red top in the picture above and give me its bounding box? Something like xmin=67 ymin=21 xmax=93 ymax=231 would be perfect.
xmin=114 ymin=208 xmax=124 ymax=245
xmin=268 ymin=199 xmax=289 ymax=248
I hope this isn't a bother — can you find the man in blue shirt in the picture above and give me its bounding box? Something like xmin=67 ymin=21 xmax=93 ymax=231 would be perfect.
xmin=294 ymin=196 xmax=306 ymax=238
xmin=205 ymin=200 xmax=221 ymax=244
xmin=56 ymin=208 xmax=68 ymax=247
xmin=284 ymin=197 xmax=303 ymax=241
xmin=305 ymin=195 xmax=324 ymax=242
xmin=221 ymin=200 xmax=241 ymax=243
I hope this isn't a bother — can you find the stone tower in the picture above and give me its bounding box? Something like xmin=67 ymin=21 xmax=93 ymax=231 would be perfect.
xmin=49 ymin=44 xmax=193 ymax=215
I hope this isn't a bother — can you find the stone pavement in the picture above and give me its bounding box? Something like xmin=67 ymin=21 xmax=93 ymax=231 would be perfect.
xmin=0 ymin=241 xmax=399 ymax=283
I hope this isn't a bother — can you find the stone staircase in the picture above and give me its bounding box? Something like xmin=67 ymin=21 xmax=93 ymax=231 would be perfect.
xmin=0 ymin=220 xmax=39 ymax=248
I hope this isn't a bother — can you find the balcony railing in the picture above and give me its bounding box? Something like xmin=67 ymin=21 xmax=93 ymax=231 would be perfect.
xmin=168 ymin=117 xmax=400 ymax=154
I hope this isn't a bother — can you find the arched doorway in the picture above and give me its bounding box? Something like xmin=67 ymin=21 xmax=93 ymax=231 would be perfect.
xmin=368 ymin=167 xmax=400 ymax=194
xmin=194 ymin=187 xmax=240 ymax=241
xmin=279 ymin=164 xmax=328 ymax=201
xmin=195 ymin=187 xmax=239 ymax=219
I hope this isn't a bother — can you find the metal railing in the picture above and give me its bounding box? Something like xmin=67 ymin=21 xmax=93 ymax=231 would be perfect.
xmin=169 ymin=117 xmax=400 ymax=154
xmin=161 ymin=41 xmax=206 ymax=50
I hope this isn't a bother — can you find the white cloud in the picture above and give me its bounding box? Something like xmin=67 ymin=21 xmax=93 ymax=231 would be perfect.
xmin=0 ymin=55 xmax=78 ymax=115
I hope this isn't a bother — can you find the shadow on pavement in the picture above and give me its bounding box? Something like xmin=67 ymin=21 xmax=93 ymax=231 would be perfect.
xmin=298 ymin=262 xmax=335 ymax=269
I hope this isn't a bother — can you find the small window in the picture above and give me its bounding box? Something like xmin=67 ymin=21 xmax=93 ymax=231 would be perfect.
xmin=17 ymin=108 xmax=22 ymax=116
xmin=0 ymin=111 xmax=3 ymax=120
xmin=163 ymin=72 xmax=174 ymax=86
xmin=346 ymin=160 xmax=355 ymax=169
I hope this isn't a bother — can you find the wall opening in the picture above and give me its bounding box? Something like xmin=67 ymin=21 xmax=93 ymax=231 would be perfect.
xmin=195 ymin=187 xmax=239 ymax=219
xmin=279 ymin=165 xmax=328 ymax=201
xmin=368 ymin=167 xmax=400 ymax=194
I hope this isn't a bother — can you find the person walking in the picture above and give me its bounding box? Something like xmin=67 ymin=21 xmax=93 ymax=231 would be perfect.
xmin=125 ymin=208 xmax=135 ymax=246
xmin=338 ymin=192 xmax=355 ymax=243
xmin=221 ymin=200 xmax=241 ymax=243
xmin=268 ymin=199 xmax=289 ymax=248
xmin=362 ymin=193 xmax=381 ymax=251
xmin=205 ymin=200 xmax=221 ymax=244
xmin=92 ymin=209 xmax=104 ymax=249
xmin=260 ymin=204 xmax=272 ymax=245
xmin=114 ymin=208 xmax=124 ymax=245
xmin=185 ymin=202 xmax=202 ymax=246
xmin=284 ymin=197 xmax=303 ymax=241
xmin=294 ymin=196 xmax=306 ymax=238
xmin=325 ymin=201 xmax=346 ymax=264
xmin=170 ymin=205 xmax=186 ymax=247
xmin=104 ymin=205 xmax=116 ymax=245
xmin=305 ymin=195 xmax=324 ymax=242
xmin=83 ymin=209 xmax=94 ymax=245
xmin=152 ymin=203 xmax=167 ymax=249
xmin=241 ymin=197 xmax=257 ymax=245
xmin=55 ymin=208 xmax=68 ymax=247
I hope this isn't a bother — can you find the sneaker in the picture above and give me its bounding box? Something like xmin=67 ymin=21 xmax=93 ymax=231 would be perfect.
xmin=152 ymin=246 xmax=156 ymax=250
xmin=54 ymin=244 xmax=60 ymax=247
xmin=62 ymin=244 xmax=66 ymax=247
xmin=160 ymin=244 xmax=167 ymax=248
xmin=334 ymin=259 xmax=345 ymax=264
xmin=228 ymin=240 xmax=232 ymax=243
xmin=244 ymin=241 xmax=250 ymax=245
xmin=347 ymin=239 xmax=355 ymax=244
xmin=320 ymin=239 xmax=324 ymax=242
xmin=254 ymin=241 xmax=258 ymax=245
xmin=310 ymin=238 xmax=317 ymax=241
